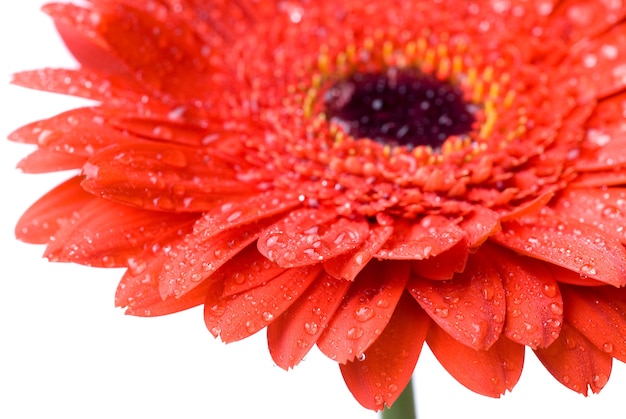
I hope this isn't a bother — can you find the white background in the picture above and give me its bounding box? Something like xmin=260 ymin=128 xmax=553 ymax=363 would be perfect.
xmin=2 ymin=2 xmax=626 ymax=419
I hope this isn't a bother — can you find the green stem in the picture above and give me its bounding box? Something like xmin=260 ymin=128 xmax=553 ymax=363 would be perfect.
xmin=381 ymin=378 xmax=417 ymax=419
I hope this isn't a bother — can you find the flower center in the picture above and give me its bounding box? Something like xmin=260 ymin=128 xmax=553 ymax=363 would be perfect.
xmin=324 ymin=69 xmax=476 ymax=149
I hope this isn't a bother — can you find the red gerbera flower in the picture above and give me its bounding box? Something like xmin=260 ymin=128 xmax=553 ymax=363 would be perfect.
xmin=10 ymin=0 xmax=626 ymax=411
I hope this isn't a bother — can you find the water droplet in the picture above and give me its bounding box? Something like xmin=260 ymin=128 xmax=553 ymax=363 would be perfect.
xmin=355 ymin=305 xmax=375 ymax=322
xmin=373 ymin=394 xmax=384 ymax=407
xmin=483 ymin=287 xmax=495 ymax=301
xmin=347 ymin=326 xmax=364 ymax=340
xmin=550 ymin=302 xmax=563 ymax=315
xmin=245 ymin=321 xmax=256 ymax=334
xmin=304 ymin=322 xmax=319 ymax=335
xmin=593 ymin=373 xmax=609 ymax=388
xmin=564 ymin=337 xmax=577 ymax=349
xmin=127 ymin=258 xmax=147 ymax=275
xmin=542 ymin=283 xmax=557 ymax=298
xmin=262 ymin=311 xmax=274 ymax=322
xmin=580 ymin=264 xmax=597 ymax=276
xmin=602 ymin=342 xmax=614 ymax=353
xmin=376 ymin=298 xmax=389 ymax=308
xmin=357 ymin=353 xmax=366 ymax=361
xmin=210 ymin=304 xmax=225 ymax=317
xmin=434 ymin=307 xmax=450 ymax=318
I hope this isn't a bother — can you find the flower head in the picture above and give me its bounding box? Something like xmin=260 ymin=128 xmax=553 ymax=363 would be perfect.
xmin=11 ymin=0 xmax=626 ymax=410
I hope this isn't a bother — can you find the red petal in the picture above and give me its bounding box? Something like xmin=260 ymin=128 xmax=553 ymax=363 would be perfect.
xmin=561 ymin=285 xmax=626 ymax=363
xmin=493 ymin=214 xmax=626 ymax=286
xmin=16 ymin=176 xmax=93 ymax=244
xmin=576 ymin=134 xmax=626 ymax=172
xmin=317 ymin=261 xmax=409 ymax=363
xmin=12 ymin=68 xmax=146 ymax=104
xmin=409 ymin=250 xmax=505 ymax=350
xmin=571 ymin=169 xmax=626 ymax=188
xmin=548 ymin=264 xmax=606 ymax=286
xmin=340 ymin=294 xmax=429 ymax=411
xmin=323 ymin=224 xmax=394 ymax=281
xmin=97 ymin=3 xmax=217 ymax=101
xmin=459 ymin=206 xmax=501 ymax=247
xmin=566 ymin=25 xmax=626 ymax=99
xmin=194 ymin=190 xmax=301 ymax=238
xmin=116 ymin=253 xmax=210 ymax=317
xmin=9 ymin=107 xmax=131 ymax=155
xmin=44 ymin=198 xmax=196 ymax=267
xmin=159 ymin=218 xmax=276 ymax=299
xmin=211 ymin=245 xmax=285 ymax=298
xmin=484 ymin=245 xmax=563 ymax=348
xmin=427 ymin=324 xmax=524 ymax=397
xmin=81 ymin=143 xmax=251 ymax=211
xmin=411 ymin=238 xmax=469 ymax=280
xmin=267 ymin=273 xmax=351 ymax=369
xmin=109 ymin=117 xmax=209 ymax=146
xmin=257 ymin=209 xmax=369 ymax=268
xmin=534 ymin=323 xmax=612 ymax=395
xmin=375 ymin=215 xmax=465 ymax=260
xmin=43 ymin=3 xmax=129 ymax=75
xmin=18 ymin=149 xmax=87 ymax=173
xmin=549 ymin=0 xmax=626 ymax=42
xmin=204 ymin=265 xmax=322 ymax=343
xmin=551 ymin=187 xmax=626 ymax=245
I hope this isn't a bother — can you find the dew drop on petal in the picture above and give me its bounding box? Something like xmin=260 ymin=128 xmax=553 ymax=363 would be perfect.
xmin=347 ymin=326 xmax=364 ymax=340
xmin=304 ymin=322 xmax=319 ymax=335
xmin=579 ymin=264 xmax=597 ymax=276
xmin=542 ymin=283 xmax=557 ymax=298
xmin=549 ymin=302 xmax=563 ymax=315
xmin=355 ymin=305 xmax=375 ymax=322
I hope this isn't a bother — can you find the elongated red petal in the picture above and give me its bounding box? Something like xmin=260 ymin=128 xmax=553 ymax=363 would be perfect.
xmin=44 ymin=198 xmax=196 ymax=267
xmin=18 ymin=149 xmax=87 ymax=173
xmin=211 ymin=245 xmax=286 ymax=298
xmin=258 ymin=209 xmax=369 ymax=268
xmin=204 ymin=265 xmax=322 ymax=343
xmin=375 ymin=215 xmax=466 ymax=260
xmin=159 ymin=218 xmax=276 ymax=299
xmin=116 ymin=255 xmax=211 ymax=317
xmin=340 ymin=294 xmax=429 ymax=411
xmin=97 ymin=3 xmax=217 ymax=101
xmin=561 ymin=285 xmax=626 ymax=363
xmin=459 ymin=206 xmax=501 ymax=247
xmin=409 ymin=250 xmax=505 ymax=350
xmin=9 ymin=107 xmax=131 ymax=156
xmin=317 ymin=261 xmax=410 ymax=363
xmin=534 ymin=323 xmax=612 ymax=395
xmin=44 ymin=3 xmax=129 ymax=75
xmin=16 ymin=176 xmax=93 ymax=243
xmin=193 ymin=190 xmax=301 ymax=238
xmin=493 ymin=214 xmax=626 ymax=286
xmin=323 ymin=224 xmax=394 ymax=281
xmin=484 ymin=245 xmax=563 ymax=348
xmin=565 ymin=24 xmax=626 ymax=99
xmin=551 ymin=188 xmax=626 ymax=244
xmin=81 ymin=142 xmax=251 ymax=211
xmin=411 ymin=238 xmax=469 ymax=280
xmin=550 ymin=0 xmax=626 ymax=42
xmin=427 ymin=323 xmax=524 ymax=397
xmin=267 ymin=273 xmax=351 ymax=369
xmin=12 ymin=68 xmax=146 ymax=104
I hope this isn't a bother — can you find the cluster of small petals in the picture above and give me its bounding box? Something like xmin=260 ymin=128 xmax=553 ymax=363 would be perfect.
xmin=12 ymin=0 xmax=626 ymax=412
